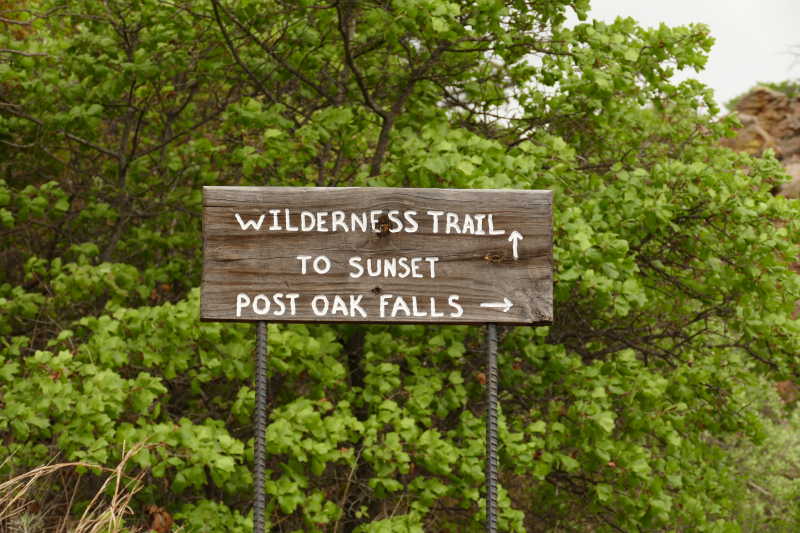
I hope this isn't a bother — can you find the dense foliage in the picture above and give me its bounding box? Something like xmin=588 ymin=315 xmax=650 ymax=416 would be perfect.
xmin=2 ymin=0 xmax=800 ymax=531
xmin=725 ymin=387 xmax=800 ymax=533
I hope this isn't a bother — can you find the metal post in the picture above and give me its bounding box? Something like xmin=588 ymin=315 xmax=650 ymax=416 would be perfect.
xmin=486 ymin=323 xmax=499 ymax=533
xmin=254 ymin=321 xmax=268 ymax=533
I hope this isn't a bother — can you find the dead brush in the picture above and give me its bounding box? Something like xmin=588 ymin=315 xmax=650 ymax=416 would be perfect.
xmin=0 ymin=439 xmax=155 ymax=533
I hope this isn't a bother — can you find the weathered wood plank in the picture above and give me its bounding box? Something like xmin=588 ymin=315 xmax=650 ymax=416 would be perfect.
xmin=201 ymin=187 xmax=553 ymax=325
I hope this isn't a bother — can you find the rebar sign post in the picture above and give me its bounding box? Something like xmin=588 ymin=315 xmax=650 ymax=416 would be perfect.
xmin=485 ymin=323 xmax=499 ymax=533
xmin=254 ymin=321 xmax=268 ymax=533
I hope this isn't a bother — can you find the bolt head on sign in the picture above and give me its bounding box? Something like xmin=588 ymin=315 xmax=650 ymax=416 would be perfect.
xmin=201 ymin=187 xmax=553 ymax=325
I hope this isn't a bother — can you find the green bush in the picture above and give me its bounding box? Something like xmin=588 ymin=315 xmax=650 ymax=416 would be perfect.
xmin=1 ymin=1 xmax=799 ymax=531
xmin=724 ymin=386 xmax=800 ymax=532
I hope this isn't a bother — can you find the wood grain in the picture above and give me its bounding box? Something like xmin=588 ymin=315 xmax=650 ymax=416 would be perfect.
xmin=201 ymin=187 xmax=553 ymax=325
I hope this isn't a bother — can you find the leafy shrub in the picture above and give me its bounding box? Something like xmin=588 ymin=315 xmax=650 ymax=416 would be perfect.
xmin=724 ymin=386 xmax=800 ymax=532
xmin=1 ymin=0 xmax=799 ymax=532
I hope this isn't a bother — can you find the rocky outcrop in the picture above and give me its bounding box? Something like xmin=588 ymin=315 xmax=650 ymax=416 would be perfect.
xmin=720 ymin=86 xmax=800 ymax=198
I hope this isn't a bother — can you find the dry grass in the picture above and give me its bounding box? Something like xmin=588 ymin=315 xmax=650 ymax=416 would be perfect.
xmin=0 ymin=439 xmax=155 ymax=533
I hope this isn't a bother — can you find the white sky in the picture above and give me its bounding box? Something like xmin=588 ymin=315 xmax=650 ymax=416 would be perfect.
xmin=570 ymin=0 xmax=800 ymax=109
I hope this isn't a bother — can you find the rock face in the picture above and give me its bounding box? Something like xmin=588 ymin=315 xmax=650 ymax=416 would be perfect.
xmin=720 ymin=86 xmax=800 ymax=198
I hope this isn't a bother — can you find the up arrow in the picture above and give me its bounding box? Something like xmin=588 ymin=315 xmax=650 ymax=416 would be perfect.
xmin=508 ymin=230 xmax=523 ymax=259
xmin=480 ymin=298 xmax=514 ymax=312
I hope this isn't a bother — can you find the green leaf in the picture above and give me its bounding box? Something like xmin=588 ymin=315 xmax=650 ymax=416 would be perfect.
xmin=596 ymin=483 xmax=613 ymax=502
xmin=53 ymin=198 xmax=70 ymax=212
xmin=593 ymin=411 xmax=616 ymax=434
xmin=455 ymin=161 xmax=475 ymax=175
xmin=423 ymin=158 xmax=446 ymax=174
xmin=0 ymin=362 xmax=20 ymax=381
xmin=528 ymin=420 xmax=546 ymax=433
xmin=431 ymin=17 xmax=448 ymax=33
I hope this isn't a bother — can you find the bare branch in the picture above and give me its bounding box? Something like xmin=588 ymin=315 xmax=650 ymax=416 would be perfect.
xmin=0 ymin=49 xmax=47 ymax=57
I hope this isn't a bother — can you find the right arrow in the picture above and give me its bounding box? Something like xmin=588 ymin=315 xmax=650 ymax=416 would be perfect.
xmin=480 ymin=298 xmax=514 ymax=312
xmin=508 ymin=230 xmax=523 ymax=259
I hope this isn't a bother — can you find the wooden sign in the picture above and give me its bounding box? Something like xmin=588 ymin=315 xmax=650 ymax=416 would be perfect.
xmin=201 ymin=187 xmax=553 ymax=325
